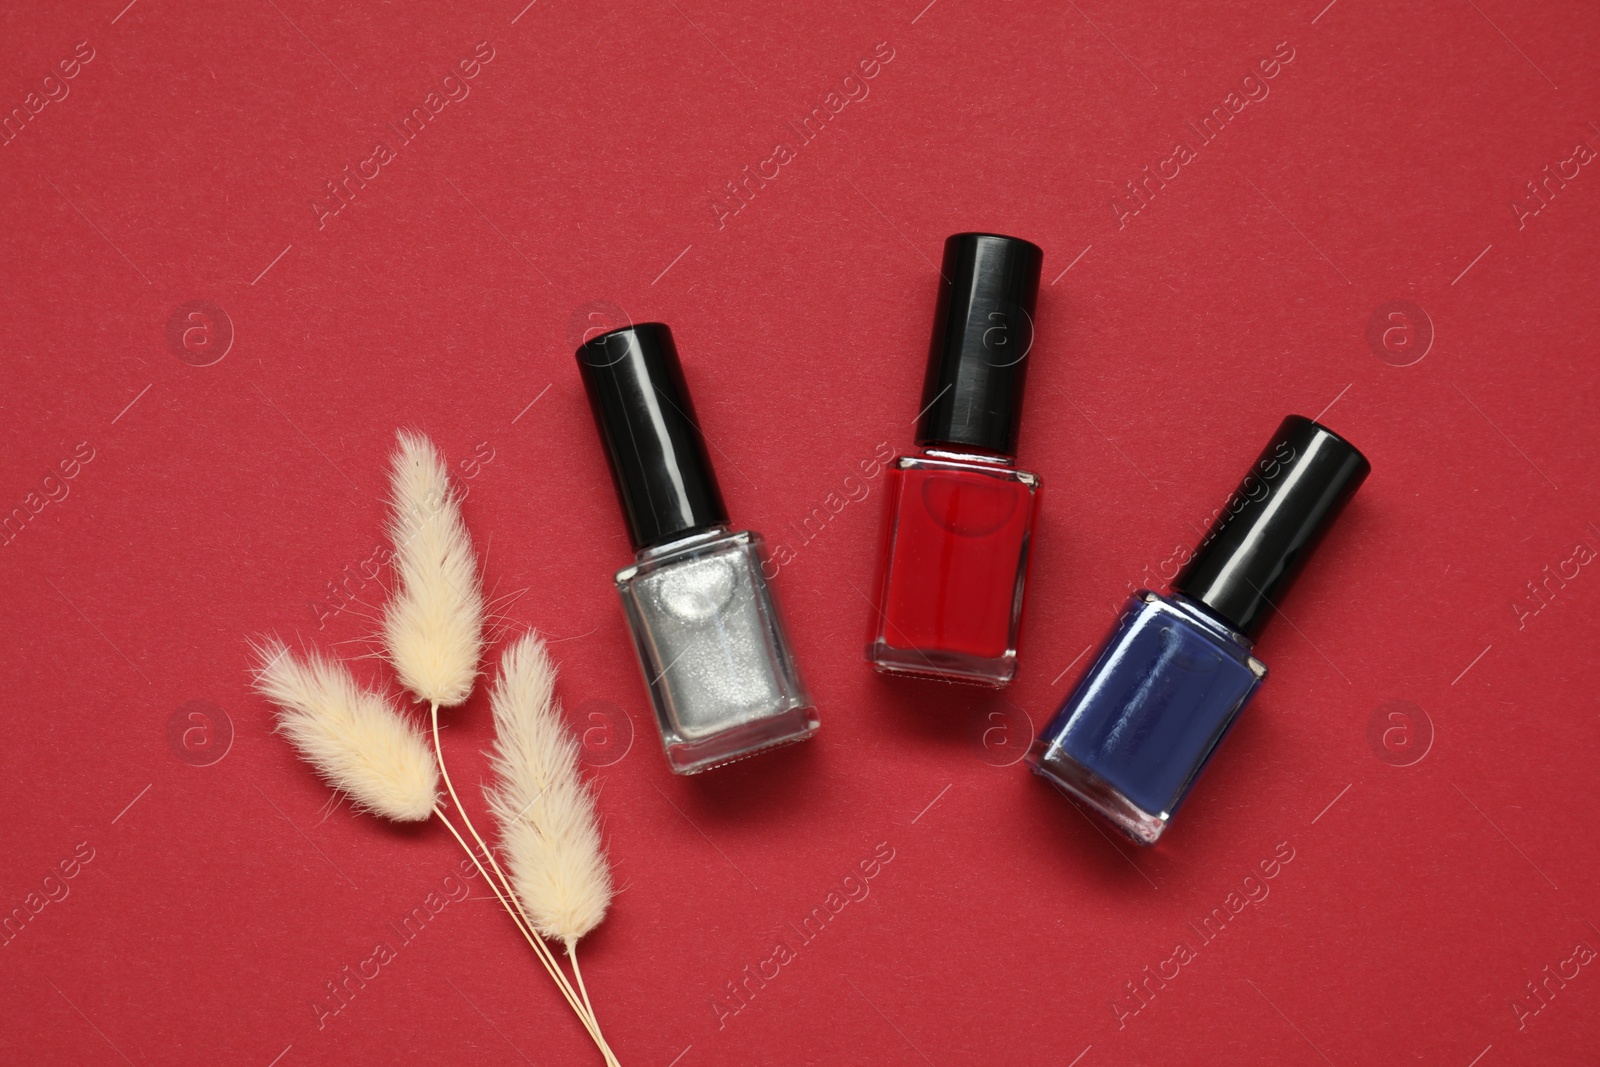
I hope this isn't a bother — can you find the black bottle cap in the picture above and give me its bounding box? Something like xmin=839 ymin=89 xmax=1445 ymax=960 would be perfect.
xmin=576 ymin=323 xmax=729 ymax=551
xmin=1173 ymin=415 xmax=1370 ymax=640
xmin=915 ymin=233 xmax=1044 ymax=456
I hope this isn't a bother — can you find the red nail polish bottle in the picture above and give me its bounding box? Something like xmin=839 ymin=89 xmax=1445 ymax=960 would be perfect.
xmin=868 ymin=233 xmax=1044 ymax=687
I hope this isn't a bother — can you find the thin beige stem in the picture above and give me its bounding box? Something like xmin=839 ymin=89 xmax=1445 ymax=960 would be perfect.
xmin=431 ymin=806 xmax=609 ymax=1061
xmin=431 ymin=705 xmax=563 ymax=971
xmin=431 ymin=701 xmax=499 ymax=879
xmin=572 ymin=947 xmax=601 ymax=1030
xmin=431 ymin=705 xmax=553 ymax=960
xmin=430 ymin=808 xmax=581 ymax=1013
xmin=430 ymin=708 xmax=621 ymax=1066
xmin=569 ymin=940 xmax=618 ymax=1065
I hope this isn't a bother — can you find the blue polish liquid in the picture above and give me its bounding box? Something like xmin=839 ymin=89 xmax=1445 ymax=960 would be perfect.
xmin=1032 ymin=592 xmax=1263 ymax=826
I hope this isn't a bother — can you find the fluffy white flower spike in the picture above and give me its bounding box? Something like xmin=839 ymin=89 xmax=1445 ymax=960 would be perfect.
xmin=253 ymin=640 xmax=438 ymax=821
xmin=485 ymin=634 xmax=613 ymax=944
xmin=382 ymin=429 xmax=485 ymax=707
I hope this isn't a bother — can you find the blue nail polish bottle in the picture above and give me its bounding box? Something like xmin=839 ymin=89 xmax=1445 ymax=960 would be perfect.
xmin=1029 ymin=416 xmax=1369 ymax=844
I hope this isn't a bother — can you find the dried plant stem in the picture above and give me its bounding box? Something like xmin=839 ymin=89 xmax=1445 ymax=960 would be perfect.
xmin=429 ymin=705 xmax=620 ymax=1067
xmin=569 ymin=945 xmax=618 ymax=1067
xmin=430 ymin=702 xmax=548 ymax=959
xmin=430 ymin=703 xmax=507 ymax=908
xmin=431 ymin=805 xmax=617 ymax=1064
xmin=429 ymin=808 xmax=575 ymax=1008
xmin=569 ymin=941 xmax=598 ymax=1024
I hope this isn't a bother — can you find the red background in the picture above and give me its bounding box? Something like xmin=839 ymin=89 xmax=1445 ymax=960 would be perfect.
xmin=3 ymin=1 xmax=1597 ymax=1064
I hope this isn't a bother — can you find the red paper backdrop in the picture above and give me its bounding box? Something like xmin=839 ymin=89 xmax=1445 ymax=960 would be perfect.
xmin=2 ymin=1 xmax=1597 ymax=1064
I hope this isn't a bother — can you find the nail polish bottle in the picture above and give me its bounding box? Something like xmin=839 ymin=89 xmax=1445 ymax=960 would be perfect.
xmin=1028 ymin=415 xmax=1369 ymax=844
xmin=868 ymin=233 xmax=1045 ymax=687
xmin=576 ymin=323 xmax=818 ymax=774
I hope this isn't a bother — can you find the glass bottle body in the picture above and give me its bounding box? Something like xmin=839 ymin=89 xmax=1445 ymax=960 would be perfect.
xmin=868 ymin=452 xmax=1040 ymax=686
xmin=616 ymin=527 xmax=817 ymax=774
xmin=1028 ymin=590 xmax=1266 ymax=844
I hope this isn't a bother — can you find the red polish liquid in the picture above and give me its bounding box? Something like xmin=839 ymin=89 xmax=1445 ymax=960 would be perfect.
xmin=870 ymin=455 xmax=1040 ymax=686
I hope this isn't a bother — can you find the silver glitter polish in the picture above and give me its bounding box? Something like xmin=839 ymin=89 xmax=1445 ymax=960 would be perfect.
xmin=616 ymin=528 xmax=816 ymax=773
xmin=577 ymin=323 xmax=819 ymax=774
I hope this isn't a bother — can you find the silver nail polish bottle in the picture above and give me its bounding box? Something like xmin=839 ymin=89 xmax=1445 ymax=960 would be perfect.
xmin=577 ymin=323 xmax=818 ymax=774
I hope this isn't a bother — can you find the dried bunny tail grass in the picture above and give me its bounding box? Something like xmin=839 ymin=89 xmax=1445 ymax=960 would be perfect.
xmin=252 ymin=639 xmax=438 ymax=822
xmin=382 ymin=429 xmax=484 ymax=707
xmin=485 ymin=634 xmax=613 ymax=944
xmin=379 ymin=440 xmax=615 ymax=1058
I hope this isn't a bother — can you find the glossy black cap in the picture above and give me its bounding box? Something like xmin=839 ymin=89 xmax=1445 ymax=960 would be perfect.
xmin=1173 ymin=415 xmax=1370 ymax=640
xmin=915 ymin=233 xmax=1044 ymax=456
xmin=576 ymin=323 xmax=729 ymax=551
